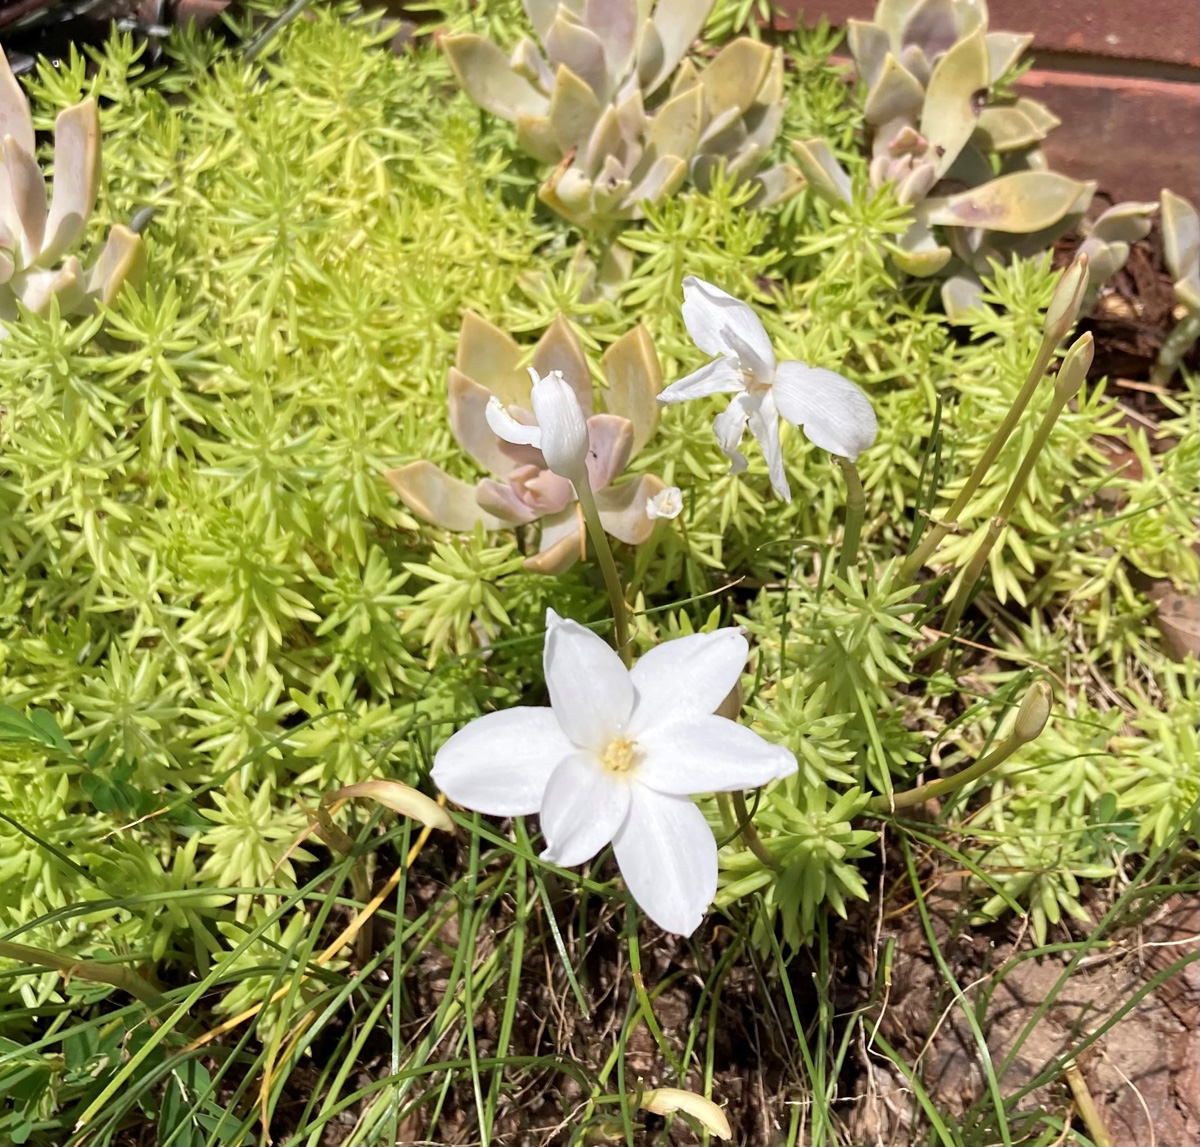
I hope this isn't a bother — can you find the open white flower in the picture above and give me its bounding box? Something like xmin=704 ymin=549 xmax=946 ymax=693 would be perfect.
xmin=646 ymin=485 xmax=683 ymax=520
xmin=657 ymin=276 xmax=878 ymax=502
xmin=433 ymin=609 xmax=796 ymax=936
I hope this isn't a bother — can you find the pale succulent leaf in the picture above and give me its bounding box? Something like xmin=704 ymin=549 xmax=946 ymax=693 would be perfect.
xmin=699 ymin=38 xmax=773 ymax=119
xmin=746 ymin=163 xmax=804 ymax=209
xmin=532 ymin=315 xmax=593 ymax=416
xmin=1089 ymin=200 xmax=1158 ymax=246
xmin=876 ymin=0 xmax=923 ymax=42
xmin=586 ymin=0 xmax=638 ymax=81
xmin=385 ymin=461 xmax=506 ymax=532
xmin=974 ymin=104 xmax=1048 ymax=152
xmin=791 ymin=138 xmax=853 ymax=205
xmin=2 ymin=137 xmax=46 ymax=266
xmin=595 ymin=472 xmax=664 ymax=543
xmin=0 ymin=50 xmax=34 ymax=156
xmin=13 ymin=257 xmax=85 ymax=316
xmin=548 ymin=65 xmax=603 ymax=153
xmin=847 ymin=19 xmax=891 ymax=89
xmin=645 ymin=84 xmax=704 ymax=166
xmin=985 ymin=30 xmax=1032 ymax=80
xmin=84 ymin=224 xmax=145 ymax=305
xmin=925 ymin=171 xmax=1096 ymax=234
xmin=920 ymin=25 xmax=988 ymax=176
xmin=516 ymin=114 xmax=564 ymax=164
xmin=863 ymin=53 xmax=925 ymax=127
xmin=621 ymin=153 xmax=686 ymax=216
xmin=941 ymin=271 xmax=986 ymax=322
xmin=457 ymin=311 xmax=529 ymax=406
xmin=601 ymin=324 xmax=660 ymax=454
xmin=645 ymin=0 xmax=715 ymax=94
xmin=38 ymin=99 xmax=101 ymax=267
xmin=1161 ymin=188 xmax=1200 ymax=279
xmin=901 ymin=0 xmax=960 ymax=60
xmin=447 ymin=368 xmax=520 ymax=477
xmin=545 ymin=15 xmax=610 ymax=100
xmin=443 ymin=34 xmax=550 ymax=121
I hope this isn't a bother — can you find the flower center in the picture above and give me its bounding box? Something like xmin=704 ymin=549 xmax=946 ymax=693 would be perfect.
xmin=742 ymin=370 xmax=772 ymax=397
xmin=601 ymin=736 xmax=640 ymax=776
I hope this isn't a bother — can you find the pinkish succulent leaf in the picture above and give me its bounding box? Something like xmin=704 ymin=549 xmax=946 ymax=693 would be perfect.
xmin=385 ymin=461 xmax=507 ymax=532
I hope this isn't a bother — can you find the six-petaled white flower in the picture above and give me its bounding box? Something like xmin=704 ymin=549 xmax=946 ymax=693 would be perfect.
xmin=657 ymin=276 xmax=878 ymax=502
xmin=432 ymin=609 xmax=796 ymax=935
xmin=646 ymin=486 xmax=683 ymax=520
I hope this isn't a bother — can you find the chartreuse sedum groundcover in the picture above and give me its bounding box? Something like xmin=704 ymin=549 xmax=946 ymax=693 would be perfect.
xmin=0 ymin=0 xmax=1196 ymax=1143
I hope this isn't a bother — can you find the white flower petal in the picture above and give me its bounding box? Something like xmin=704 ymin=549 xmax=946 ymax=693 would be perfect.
xmin=433 ymin=707 xmax=571 ymax=816
xmin=628 ymin=628 xmax=748 ymax=735
xmin=486 ymin=396 xmax=542 ymax=450
xmin=772 ymin=361 xmax=878 ymax=461
xmin=712 ymin=391 xmax=755 ymax=474
xmin=636 ymin=714 xmax=797 ymax=795
xmin=544 ymin=608 xmax=634 ymax=750
xmin=747 ymin=389 xmax=790 ymax=503
xmin=612 ymin=785 xmax=717 ymax=936
xmin=539 ymin=752 xmax=631 ymax=867
xmin=681 ymin=276 xmax=775 ymax=377
xmin=657 ymin=356 xmax=744 ymax=404
xmin=529 ymin=368 xmax=590 ymax=482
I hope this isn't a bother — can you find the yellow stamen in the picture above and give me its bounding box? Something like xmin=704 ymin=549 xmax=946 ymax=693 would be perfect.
xmin=602 ymin=736 xmax=639 ymax=775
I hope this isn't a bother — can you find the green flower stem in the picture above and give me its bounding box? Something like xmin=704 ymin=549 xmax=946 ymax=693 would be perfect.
xmin=0 ymin=940 xmax=163 ymax=1003
xmin=898 ymin=331 xmax=1058 ymax=582
xmin=937 ymin=336 xmax=1091 ymax=645
xmin=836 ymin=457 xmax=865 ymax=581
xmin=868 ymin=682 xmax=1051 ymax=813
xmin=574 ymin=476 xmax=631 ymax=666
xmin=732 ymin=790 xmax=779 ymax=870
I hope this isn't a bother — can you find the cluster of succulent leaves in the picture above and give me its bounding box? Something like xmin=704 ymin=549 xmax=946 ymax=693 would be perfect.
xmin=0 ymin=1 xmax=1196 ymax=1130
xmin=792 ymin=0 xmax=1161 ymax=321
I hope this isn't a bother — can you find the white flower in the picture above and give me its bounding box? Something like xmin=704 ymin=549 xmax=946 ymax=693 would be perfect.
xmin=432 ymin=609 xmax=796 ymax=936
xmin=646 ymin=485 xmax=683 ymax=520
xmin=657 ymin=276 xmax=878 ymax=502
xmin=486 ymin=367 xmax=589 ymax=485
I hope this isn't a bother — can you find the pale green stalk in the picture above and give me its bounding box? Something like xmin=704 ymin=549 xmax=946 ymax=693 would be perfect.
xmin=837 ymin=457 xmax=865 ymax=580
xmin=899 ymin=253 xmax=1090 ymax=582
xmin=939 ymin=333 xmax=1093 ymax=641
xmin=868 ymin=681 xmax=1051 ymax=813
xmin=574 ymin=476 xmax=632 ymax=666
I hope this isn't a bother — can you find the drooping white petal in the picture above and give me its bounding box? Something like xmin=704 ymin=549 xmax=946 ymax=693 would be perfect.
xmin=628 ymin=628 xmax=748 ymax=735
xmin=433 ymin=707 xmax=572 ymax=816
xmin=681 ymin=276 xmax=775 ymax=378
xmin=747 ymin=389 xmax=790 ymax=503
xmin=539 ymin=752 xmax=631 ymax=867
xmin=657 ymin=356 xmax=744 ymax=404
xmin=529 ymin=368 xmax=590 ymax=483
xmin=712 ymin=391 xmax=755 ymax=474
xmin=772 ymin=361 xmax=878 ymax=461
xmin=636 ymin=714 xmax=796 ymax=795
xmin=544 ymin=608 xmax=633 ymax=751
xmin=486 ymin=396 xmax=543 ymax=450
xmin=612 ymin=785 xmax=717 ymax=936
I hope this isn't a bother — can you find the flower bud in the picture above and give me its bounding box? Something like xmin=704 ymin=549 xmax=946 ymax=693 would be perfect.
xmin=1043 ymin=252 xmax=1089 ymax=344
xmin=528 ymin=368 xmax=590 ymax=485
xmin=640 ymin=1088 xmax=732 ymax=1140
xmin=1054 ymin=331 xmax=1094 ymax=402
xmin=1013 ymin=680 xmax=1052 ymax=743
